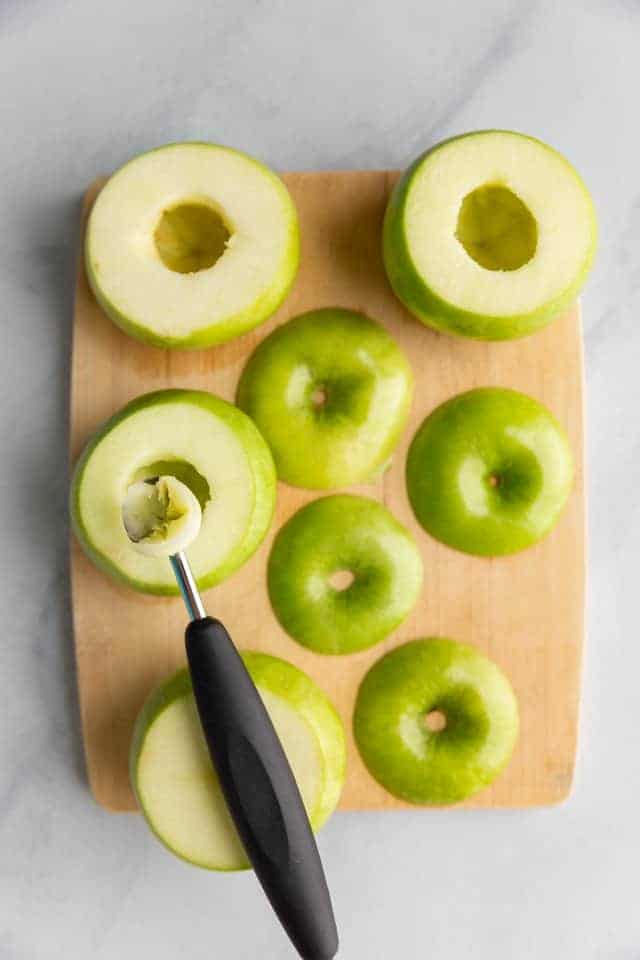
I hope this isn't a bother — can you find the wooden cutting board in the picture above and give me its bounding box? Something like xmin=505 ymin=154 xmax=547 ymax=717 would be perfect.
xmin=70 ymin=171 xmax=585 ymax=812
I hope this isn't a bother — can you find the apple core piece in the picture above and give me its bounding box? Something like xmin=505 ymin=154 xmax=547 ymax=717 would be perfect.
xmin=122 ymin=475 xmax=202 ymax=557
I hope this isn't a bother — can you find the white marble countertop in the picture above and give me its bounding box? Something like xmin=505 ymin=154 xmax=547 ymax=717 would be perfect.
xmin=1 ymin=1 xmax=637 ymax=957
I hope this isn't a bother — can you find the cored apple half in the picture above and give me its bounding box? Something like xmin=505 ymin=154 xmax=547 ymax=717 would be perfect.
xmin=383 ymin=130 xmax=597 ymax=340
xmin=86 ymin=142 xmax=299 ymax=348
xmin=71 ymin=389 xmax=276 ymax=594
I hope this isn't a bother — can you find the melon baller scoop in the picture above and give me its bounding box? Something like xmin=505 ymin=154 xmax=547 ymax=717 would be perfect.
xmin=122 ymin=476 xmax=338 ymax=960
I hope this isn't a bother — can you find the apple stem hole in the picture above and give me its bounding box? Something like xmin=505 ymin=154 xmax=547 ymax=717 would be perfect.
xmin=328 ymin=569 xmax=355 ymax=591
xmin=489 ymin=473 xmax=500 ymax=488
xmin=424 ymin=709 xmax=447 ymax=732
xmin=312 ymin=386 xmax=328 ymax=408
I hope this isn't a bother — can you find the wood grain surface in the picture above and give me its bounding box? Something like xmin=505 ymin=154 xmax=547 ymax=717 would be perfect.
xmin=70 ymin=171 xmax=585 ymax=812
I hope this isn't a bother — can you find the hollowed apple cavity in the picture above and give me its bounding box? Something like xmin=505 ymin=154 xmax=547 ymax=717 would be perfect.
xmin=154 ymin=201 xmax=232 ymax=274
xmin=456 ymin=183 xmax=537 ymax=272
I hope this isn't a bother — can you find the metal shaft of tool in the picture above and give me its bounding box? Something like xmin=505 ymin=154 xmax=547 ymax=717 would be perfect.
xmin=170 ymin=551 xmax=206 ymax=622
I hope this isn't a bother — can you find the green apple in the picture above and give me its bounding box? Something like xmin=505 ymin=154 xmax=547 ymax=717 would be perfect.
xmin=85 ymin=143 xmax=299 ymax=349
xmin=131 ymin=652 xmax=346 ymax=870
xmin=383 ymin=130 xmax=597 ymax=340
xmin=406 ymin=387 xmax=573 ymax=556
xmin=236 ymin=308 xmax=413 ymax=489
xmin=71 ymin=389 xmax=276 ymax=594
xmin=354 ymin=637 xmax=519 ymax=805
xmin=268 ymin=495 xmax=423 ymax=654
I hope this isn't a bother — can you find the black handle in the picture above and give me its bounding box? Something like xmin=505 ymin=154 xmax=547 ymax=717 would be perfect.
xmin=185 ymin=617 xmax=338 ymax=960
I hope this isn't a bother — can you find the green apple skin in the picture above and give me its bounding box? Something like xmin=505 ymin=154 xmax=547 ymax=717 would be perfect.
xmin=86 ymin=143 xmax=299 ymax=350
xmin=354 ymin=637 xmax=519 ymax=805
xmin=383 ymin=130 xmax=597 ymax=340
xmin=241 ymin=653 xmax=346 ymax=828
xmin=130 ymin=652 xmax=347 ymax=870
xmin=71 ymin=389 xmax=276 ymax=595
xmin=268 ymin=495 xmax=423 ymax=654
xmin=406 ymin=388 xmax=573 ymax=556
xmin=236 ymin=308 xmax=413 ymax=489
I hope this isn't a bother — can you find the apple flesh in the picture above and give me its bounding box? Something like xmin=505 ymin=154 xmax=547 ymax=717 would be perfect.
xmin=383 ymin=130 xmax=597 ymax=340
xmin=354 ymin=637 xmax=519 ymax=805
xmin=268 ymin=494 xmax=423 ymax=654
xmin=121 ymin=475 xmax=202 ymax=557
xmin=406 ymin=387 xmax=573 ymax=556
xmin=131 ymin=653 xmax=346 ymax=870
xmin=86 ymin=143 xmax=299 ymax=349
xmin=236 ymin=308 xmax=413 ymax=489
xmin=71 ymin=389 xmax=276 ymax=594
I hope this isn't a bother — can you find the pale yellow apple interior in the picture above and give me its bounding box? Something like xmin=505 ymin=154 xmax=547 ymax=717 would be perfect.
xmin=405 ymin=132 xmax=595 ymax=315
xmin=87 ymin=145 xmax=294 ymax=337
xmin=78 ymin=403 xmax=255 ymax=589
xmin=136 ymin=689 xmax=324 ymax=870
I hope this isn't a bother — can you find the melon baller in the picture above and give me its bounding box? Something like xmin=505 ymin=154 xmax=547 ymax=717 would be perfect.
xmin=122 ymin=476 xmax=338 ymax=960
